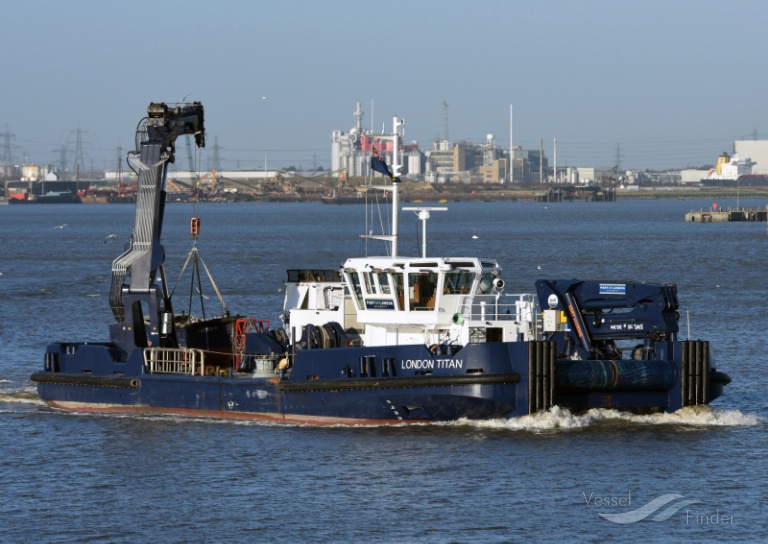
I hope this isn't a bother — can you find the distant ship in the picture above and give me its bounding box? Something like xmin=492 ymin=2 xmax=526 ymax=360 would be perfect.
xmin=700 ymin=151 xmax=768 ymax=187
xmin=8 ymin=190 xmax=82 ymax=204
xmin=321 ymin=190 xmax=367 ymax=204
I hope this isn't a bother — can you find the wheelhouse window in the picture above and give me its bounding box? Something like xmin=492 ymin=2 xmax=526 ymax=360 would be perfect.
xmin=444 ymin=270 xmax=476 ymax=294
xmin=347 ymin=272 xmax=364 ymax=308
xmin=362 ymin=272 xmax=373 ymax=294
xmin=409 ymin=272 xmax=438 ymax=310
xmin=478 ymin=272 xmax=496 ymax=294
xmin=377 ymin=272 xmax=392 ymax=294
xmin=393 ymin=272 xmax=405 ymax=310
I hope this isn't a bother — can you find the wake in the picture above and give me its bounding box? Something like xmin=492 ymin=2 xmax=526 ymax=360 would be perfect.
xmin=457 ymin=405 xmax=763 ymax=431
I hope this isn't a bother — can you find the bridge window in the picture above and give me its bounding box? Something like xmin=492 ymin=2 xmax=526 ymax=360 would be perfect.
xmin=362 ymin=272 xmax=373 ymax=294
xmin=444 ymin=270 xmax=475 ymax=294
xmin=377 ymin=272 xmax=392 ymax=294
xmin=409 ymin=272 xmax=437 ymax=310
xmin=478 ymin=272 xmax=496 ymax=294
xmin=393 ymin=273 xmax=405 ymax=310
xmin=347 ymin=272 xmax=364 ymax=308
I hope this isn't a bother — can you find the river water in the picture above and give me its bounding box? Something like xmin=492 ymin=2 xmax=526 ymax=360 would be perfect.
xmin=1 ymin=198 xmax=766 ymax=543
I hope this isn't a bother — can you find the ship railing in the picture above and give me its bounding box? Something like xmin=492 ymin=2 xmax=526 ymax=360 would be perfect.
xmin=144 ymin=347 xmax=205 ymax=376
xmin=456 ymin=293 xmax=537 ymax=324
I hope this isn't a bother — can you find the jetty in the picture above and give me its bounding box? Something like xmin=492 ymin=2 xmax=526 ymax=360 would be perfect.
xmin=685 ymin=205 xmax=768 ymax=222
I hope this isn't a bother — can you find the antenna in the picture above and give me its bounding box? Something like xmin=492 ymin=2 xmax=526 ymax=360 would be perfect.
xmin=402 ymin=207 xmax=447 ymax=258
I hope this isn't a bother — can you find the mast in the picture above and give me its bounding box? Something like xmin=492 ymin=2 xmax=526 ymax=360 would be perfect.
xmin=509 ymin=105 xmax=513 ymax=183
xmin=391 ymin=115 xmax=402 ymax=257
xmin=362 ymin=115 xmax=404 ymax=257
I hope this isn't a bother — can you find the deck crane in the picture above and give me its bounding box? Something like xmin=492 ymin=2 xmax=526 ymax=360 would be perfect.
xmin=108 ymin=101 xmax=205 ymax=353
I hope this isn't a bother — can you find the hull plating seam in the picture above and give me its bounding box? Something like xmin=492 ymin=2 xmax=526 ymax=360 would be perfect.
xmin=277 ymin=373 xmax=521 ymax=392
xmin=32 ymin=372 xmax=519 ymax=392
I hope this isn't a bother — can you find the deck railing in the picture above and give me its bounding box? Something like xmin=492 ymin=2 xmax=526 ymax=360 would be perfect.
xmin=144 ymin=347 xmax=206 ymax=376
xmin=457 ymin=293 xmax=537 ymax=323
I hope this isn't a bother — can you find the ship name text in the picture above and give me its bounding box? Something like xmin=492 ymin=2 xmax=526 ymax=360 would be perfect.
xmin=401 ymin=359 xmax=464 ymax=370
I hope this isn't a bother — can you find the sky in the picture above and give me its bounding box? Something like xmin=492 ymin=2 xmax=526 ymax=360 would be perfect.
xmin=2 ymin=0 xmax=768 ymax=174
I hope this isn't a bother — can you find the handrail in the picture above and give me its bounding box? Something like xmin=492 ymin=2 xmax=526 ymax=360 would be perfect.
xmin=144 ymin=347 xmax=206 ymax=376
xmin=457 ymin=293 xmax=537 ymax=322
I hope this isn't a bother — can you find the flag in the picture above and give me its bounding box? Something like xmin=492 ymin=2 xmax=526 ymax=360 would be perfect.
xmin=371 ymin=155 xmax=393 ymax=178
xmin=370 ymin=146 xmax=400 ymax=182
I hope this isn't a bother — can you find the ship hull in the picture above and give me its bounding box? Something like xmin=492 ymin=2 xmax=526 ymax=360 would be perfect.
xmin=700 ymin=175 xmax=768 ymax=187
xmin=32 ymin=339 xmax=726 ymax=424
xmin=35 ymin=379 xmax=520 ymax=424
xmin=8 ymin=194 xmax=82 ymax=204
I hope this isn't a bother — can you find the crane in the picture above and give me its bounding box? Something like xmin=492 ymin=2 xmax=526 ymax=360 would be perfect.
xmin=108 ymin=101 xmax=205 ymax=352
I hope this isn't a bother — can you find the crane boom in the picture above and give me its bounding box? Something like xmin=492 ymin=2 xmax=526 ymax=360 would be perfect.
xmin=108 ymin=102 xmax=205 ymax=352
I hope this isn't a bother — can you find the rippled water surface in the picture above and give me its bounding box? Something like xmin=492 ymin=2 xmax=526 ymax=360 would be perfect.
xmin=1 ymin=199 xmax=767 ymax=543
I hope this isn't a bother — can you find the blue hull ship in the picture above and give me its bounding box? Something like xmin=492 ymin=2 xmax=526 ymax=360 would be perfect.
xmin=32 ymin=102 xmax=730 ymax=425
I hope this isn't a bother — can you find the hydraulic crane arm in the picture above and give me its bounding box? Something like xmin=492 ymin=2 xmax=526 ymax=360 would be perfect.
xmin=109 ymin=102 xmax=205 ymax=323
xmin=535 ymin=279 xmax=680 ymax=358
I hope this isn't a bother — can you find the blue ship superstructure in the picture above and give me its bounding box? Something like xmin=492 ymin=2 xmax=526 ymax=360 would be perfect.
xmin=32 ymin=103 xmax=730 ymax=424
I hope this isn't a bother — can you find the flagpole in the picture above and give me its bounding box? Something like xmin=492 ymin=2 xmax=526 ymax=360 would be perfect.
xmin=365 ymin=118 xmax=404 ymax=257
xmin=392 ymin=115 xmax=402 ymax=258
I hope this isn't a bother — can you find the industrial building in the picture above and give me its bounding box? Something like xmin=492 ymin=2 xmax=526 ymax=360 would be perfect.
xmin=331 ymin=103 xmax=423 ymax=180
xmin=735 ymin=140 xmax=768 ymax=174
xmin=330 ymin=103 xmax=548 ymax=184
xmin=8 ymin=105 xmax=765 ymax=192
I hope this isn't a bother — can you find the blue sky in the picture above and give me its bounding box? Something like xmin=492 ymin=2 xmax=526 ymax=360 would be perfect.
xmin=2 ymin=0 xmax=767 ymax=172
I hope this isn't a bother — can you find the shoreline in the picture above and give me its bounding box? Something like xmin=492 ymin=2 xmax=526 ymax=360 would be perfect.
xmin=3 ymin=184 xmax=767 ymax=205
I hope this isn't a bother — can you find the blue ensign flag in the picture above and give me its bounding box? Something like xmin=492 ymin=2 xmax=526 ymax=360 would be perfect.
xmin=371 ymin=154 xmax=392 ymax=178
xmin=370 ymin=146 xmax=400 ymax=182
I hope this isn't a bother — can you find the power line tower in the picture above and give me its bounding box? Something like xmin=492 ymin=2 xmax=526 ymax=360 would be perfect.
xmin=72 ymin=126 xmax=87 ymax=176
xmin=116 ymin=145 xmax=124 ymax=185
xmin=2 ymin=124 xmax=14 ymax=169
xmin=1 ymin=125 xmax=19 ymax=183
xmin=211 ymin=135 xmax=221 ymax=171
xmin=53 ymin=144 xmax=71 ymax=173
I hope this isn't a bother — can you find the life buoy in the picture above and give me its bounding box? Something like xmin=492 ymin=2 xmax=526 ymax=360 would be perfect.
xmin=205 ymin=365 xmax=216 ymax=376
